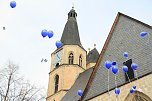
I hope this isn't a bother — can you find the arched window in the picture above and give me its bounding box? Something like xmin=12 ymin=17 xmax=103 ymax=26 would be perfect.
xmin=55 ymin=63 xmax=59 ymax=68
xmin=79 ymin=55 xmax=82 ymax=67
xmin=54 ymin=75 xmax=59 ymax=93
xmin=70 ymin=13 xmax=72 ymax=17
xmin=69 ymin=53 xmax=74 ymax=64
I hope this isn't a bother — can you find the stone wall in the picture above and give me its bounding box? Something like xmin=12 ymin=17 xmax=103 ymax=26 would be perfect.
xmin=89 ymin=74 xmax=152 ymax=101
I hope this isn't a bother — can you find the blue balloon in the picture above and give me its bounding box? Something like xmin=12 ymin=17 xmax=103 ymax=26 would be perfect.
xmin=132 ymin=85 xmax=136 ymax=89
xmin=131 ymin=63 xmax=138 ymax=70
xmin=122 ymin=66 xmax=128 ymax=73
xmin=123 ymin=52 xmax=128 ymax=57
xmin=77 ymin=90 xmax=83 ymax=96
xmin=130 ymin=88 xmax=135 ymax=93
xmin=112 ymin=61 xmax=117 ymax=65
xmin=105 ymin=60 xmax=112 ymax=69
xmin=139 ymin=32 xmax=148 ymax=37
xmin=56 ymin=40 xmax=62 ymax=48
xmin=47 ymin=30 xmax=54 ymax=38
xmin=10 ymin=1 xmax=16 ymax=8
xmin=112 ymin=66 xmax=118 ymax=74
xmin=114 ymin=88 xmax=120 ymax=95
xmin=41 ymin=29 xmax=48 ymax=38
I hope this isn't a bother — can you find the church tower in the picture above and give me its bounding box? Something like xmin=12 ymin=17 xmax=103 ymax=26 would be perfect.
xmin=46 ymin=7 xmax=86 ymax=101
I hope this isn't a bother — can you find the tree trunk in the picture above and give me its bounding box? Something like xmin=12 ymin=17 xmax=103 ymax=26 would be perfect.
xmin=4 ymin=74 xmax=12 ymax=101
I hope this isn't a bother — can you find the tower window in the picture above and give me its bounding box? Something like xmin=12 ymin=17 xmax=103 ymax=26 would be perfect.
xmin=69 ymin=53 xmax=74 ymax=64
xmin=54 ymin=75 xmax=59 ymax=93
xmin=79 ymin=55 xmax=82 ymax=67
xmin=55 ymin=63 xmax=59 ymax=68
xmin=123 ymin=59 xmax=135 ymax=82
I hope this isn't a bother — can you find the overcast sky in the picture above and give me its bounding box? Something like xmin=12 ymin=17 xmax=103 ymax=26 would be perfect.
xmin=0 ymin=0 xmax=152 ymax=91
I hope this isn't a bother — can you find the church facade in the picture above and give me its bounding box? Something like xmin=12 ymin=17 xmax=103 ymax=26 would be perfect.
xmin=47 ymin=8 xmax=152 ymax=101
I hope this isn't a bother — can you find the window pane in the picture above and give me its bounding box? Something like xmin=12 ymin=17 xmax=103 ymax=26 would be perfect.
xmin=54 ymin=75 xmax=59 ymax=93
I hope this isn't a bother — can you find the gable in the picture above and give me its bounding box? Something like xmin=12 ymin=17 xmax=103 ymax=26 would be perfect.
xmin=82 ymin=12 xmax=152 ymax=100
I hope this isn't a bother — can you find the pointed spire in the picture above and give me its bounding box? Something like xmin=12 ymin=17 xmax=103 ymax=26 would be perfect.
xmin=87 ymin=48 xmax=99 ymax=64
xmin=60 ymin=7 xmax=82 ymax=47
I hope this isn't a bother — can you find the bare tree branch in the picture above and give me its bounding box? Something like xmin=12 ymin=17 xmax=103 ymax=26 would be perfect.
xmin=27 ymin=88 xmax=41 ymax=101
xmin=0 ymin=61 xmax=46 ymax=101
xmin=4 ymin=72 xmax=12 ymax=101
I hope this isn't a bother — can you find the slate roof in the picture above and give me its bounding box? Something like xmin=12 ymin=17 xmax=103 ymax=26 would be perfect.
xmin=61 ymin=67 xmax=93 ymax=101
xmin=60 ymin=8 xmax=82 ymax=47
xmin=87 ymin=48 xmax=99 ymax=64
xmin=81 ymin=12 xmax=152 ymax=100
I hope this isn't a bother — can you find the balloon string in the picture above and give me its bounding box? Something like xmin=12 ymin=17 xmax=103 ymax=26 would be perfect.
xmin=125 ymin=57 xmax=128 ymax=61
xmin=125 ymin=73 xmax=131 ymax=83
xmin=108 ymin=69 xmax=110 ymax=101
xmin=140 ymin=33 xmax=150 ymax=53
xmin=115 ymin=75 xmax=118 ymax=101
xmin=116 ymin=95 xmax=118 ymax=101
xmin=134 ymin=70 xmax=139 ymax=80
xmin=108 ymin=69 xmax=110 ymax=93
xmin=134 ymin=70 xmax=138 ymax=90
xmin=115 ymin=75 xmax=117 ymax=88
xmin=116 ymin=73 xmax=123 ymax=84
xmin=134 ymin=70 xmax=140 ymax=100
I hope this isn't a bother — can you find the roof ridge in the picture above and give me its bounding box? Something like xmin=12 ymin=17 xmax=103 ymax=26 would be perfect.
xmin=80 ymin=12 xmax=121 ymax=100
xmin=118 ymin=12 xmax=152 ymax=29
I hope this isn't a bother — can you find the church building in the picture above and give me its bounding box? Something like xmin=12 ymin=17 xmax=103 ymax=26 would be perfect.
xmin=46 ymin=7 xmax=152 ymax=101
